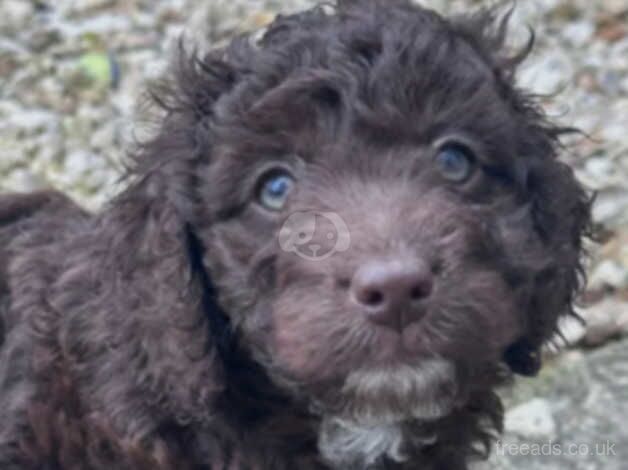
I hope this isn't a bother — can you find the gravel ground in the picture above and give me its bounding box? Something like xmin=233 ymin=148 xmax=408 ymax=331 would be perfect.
xmin=1 ymin=0 xmax=627 ymax=469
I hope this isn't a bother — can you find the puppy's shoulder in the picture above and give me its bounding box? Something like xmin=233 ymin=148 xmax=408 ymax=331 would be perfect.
xmin=0 ymin=190 xmax=89 ymax=339
xmin=0 ymin=190 xmax=85 ymax=225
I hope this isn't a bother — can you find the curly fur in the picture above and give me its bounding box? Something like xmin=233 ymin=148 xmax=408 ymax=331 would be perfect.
xmin=0 ymin=1 xmax=592 ymax=469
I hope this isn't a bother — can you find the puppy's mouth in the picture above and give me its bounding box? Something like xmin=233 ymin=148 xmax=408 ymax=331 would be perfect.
xmin=315 ymin=357 xmax=460 ymax=426
xmin=361 ymin=322 xmax=432 ymax=361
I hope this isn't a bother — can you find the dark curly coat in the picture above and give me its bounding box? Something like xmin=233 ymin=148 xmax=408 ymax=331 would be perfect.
xmin=0 ymin=1 xmax=592 ymax=469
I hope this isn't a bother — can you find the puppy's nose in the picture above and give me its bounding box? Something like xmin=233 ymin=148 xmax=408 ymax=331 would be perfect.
xmin=351 ymin=258 xmax=433 ymax=331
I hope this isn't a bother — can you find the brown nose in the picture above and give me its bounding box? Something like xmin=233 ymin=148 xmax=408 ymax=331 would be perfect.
xmin=351 ymin=258 xmax=433 ymax=331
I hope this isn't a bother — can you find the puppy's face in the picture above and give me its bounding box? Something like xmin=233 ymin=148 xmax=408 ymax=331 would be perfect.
xmin=189 ymin=3 xmax=587 ymax=425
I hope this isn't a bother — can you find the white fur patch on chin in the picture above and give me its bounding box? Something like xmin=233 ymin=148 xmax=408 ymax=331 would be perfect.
xmin=339 ymin=358 xmax=458 ymax=426
xmin=317 ymin=358 xmax=455 ymax=468
xmin=318 ymin=417 xmax=406 ymax=469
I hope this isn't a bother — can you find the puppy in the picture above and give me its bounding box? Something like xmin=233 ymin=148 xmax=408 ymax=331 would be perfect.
xmin=0 ymin=1 xmax=592 ymax=469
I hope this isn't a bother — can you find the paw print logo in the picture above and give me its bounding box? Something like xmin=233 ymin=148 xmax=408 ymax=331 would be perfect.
xmin=278 ymin=211 xmax=351 ymax=261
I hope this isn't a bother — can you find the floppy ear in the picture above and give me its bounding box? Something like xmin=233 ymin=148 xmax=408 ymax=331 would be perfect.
xmin=58 ymin=46 xmax=244 ymax=441
xmin=453 ymin=7 xmax=594 ymax=375
xmin=508 ymin=156 xmax=592 ymax=376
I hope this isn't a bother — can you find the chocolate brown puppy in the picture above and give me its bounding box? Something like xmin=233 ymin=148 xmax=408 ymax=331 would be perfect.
xmin=0 ymin=1 xmax=592 ymax=468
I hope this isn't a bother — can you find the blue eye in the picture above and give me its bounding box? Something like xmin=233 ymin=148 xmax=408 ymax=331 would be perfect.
xmin=435 ymin=144 xmax=475 ymax=182
xmin=257 ymin=170 xmax=295 ymax=211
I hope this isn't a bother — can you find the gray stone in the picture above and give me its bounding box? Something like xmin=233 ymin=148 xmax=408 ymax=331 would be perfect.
xmin=581 ymin=298 xmax=628 ymax=346
xmin=0 ymin=0 xmax=35 ymax=33
xmin=591 ymin=191 xmax=628 ymax=227
xmin=518 ymin=51 xmax=574 ymax=95
xmin=483 ymin=338 xmax=628 ymax=469
xmin=589 ymin=259 xmax=628 ymax=290
xmin=562 ymin=20 xmax=595 ymax=47
xmin=3 ymin=168 xmax=48 ymax=192
xmin=549 ymin=316 xmax=586 ymax=352
xmin=600 ymin=0 xmax=628 ymax=15
xmin=57 ymin=0 xmax=118 ymax=18
xmin=52 ymin=14 xmax=133 ymax=39
xmin=504 ymin=399 xmax=557 ymax=440
xmin=5 ymin=110 xmax=60 ymax=136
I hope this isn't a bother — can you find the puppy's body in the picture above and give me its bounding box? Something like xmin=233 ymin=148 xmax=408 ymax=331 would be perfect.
xmin=0 ymin=1 xmax=591 ymax=469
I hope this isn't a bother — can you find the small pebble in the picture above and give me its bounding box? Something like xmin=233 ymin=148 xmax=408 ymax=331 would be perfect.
xmin=504 ymin=399 xmax=557 ymax=440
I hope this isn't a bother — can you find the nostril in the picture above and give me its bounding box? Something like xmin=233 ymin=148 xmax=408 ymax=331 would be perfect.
xmin=410 ymin=284 xmax=426 ymax=300
xmin=410 ymin=277 xmax=433 ymax=300
xmin=363 ymin=289 xmax=384 ymax=307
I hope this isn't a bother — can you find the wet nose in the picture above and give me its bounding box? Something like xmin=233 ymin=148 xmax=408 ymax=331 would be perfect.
xmin=350 ymin=258 xmax=433 ymax=331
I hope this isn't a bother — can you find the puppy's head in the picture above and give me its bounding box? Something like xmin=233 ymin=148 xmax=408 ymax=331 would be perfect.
xmin=125 ymin=0 xmax=591 ymax=427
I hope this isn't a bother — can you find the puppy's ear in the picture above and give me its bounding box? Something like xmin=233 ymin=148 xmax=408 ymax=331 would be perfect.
xmin=455 ymin=6 xmax=593 ymax=374
xmin=101 ymin=182 xmax=228 ymax=420
xmin=526 ymin=157 xmax=593 ymax=345
xmin=506 ymin=162 xmax=591 ymax=375
xmin=89 ymin=46 xmax=241 ymax=430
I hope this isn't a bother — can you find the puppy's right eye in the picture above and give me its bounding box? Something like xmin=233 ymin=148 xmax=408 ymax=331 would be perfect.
xmin=256 ymin=170 xmax=295 ymax=211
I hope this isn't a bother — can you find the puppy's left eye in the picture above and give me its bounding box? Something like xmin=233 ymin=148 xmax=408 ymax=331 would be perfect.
xmin=435 ymin=144 xmax=475 ymax=183
xmin=257 ymin=170 xmax=295 ymax=211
